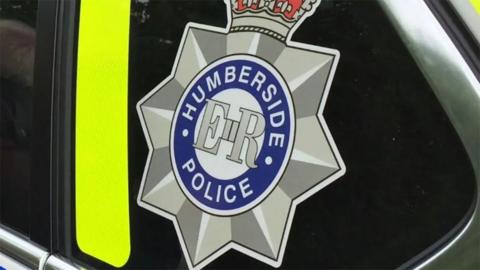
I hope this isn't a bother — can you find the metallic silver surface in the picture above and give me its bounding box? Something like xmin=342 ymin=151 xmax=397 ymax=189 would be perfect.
xmin=448 ymin=0 xmax=480 ymax=44
xmin=0 ymin=226 xmax=81 ymax=270
xmin=0 ymin=251 xmax=30 ymax=270
xmin=379 ymin=0 xmax=480 ymax=269
xmin=43 ymin=255 xmax=81 ymax=270
xmin=0 ymin=225 xmax=49 ymax=269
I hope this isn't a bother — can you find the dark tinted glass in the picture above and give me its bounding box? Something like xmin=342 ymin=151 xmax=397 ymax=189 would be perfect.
xmin=0 ymin=0 xmax=38 ymax=236
xmin=70 ymin=0 xmax=476 ymax=269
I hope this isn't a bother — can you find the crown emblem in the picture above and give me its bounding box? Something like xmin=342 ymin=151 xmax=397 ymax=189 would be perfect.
xmin=229 ymin=0 xmax=321 ymax=40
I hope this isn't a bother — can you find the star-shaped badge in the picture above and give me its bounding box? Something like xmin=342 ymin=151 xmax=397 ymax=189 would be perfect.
xmin=137 ymin=1 xmax=345 ymax=269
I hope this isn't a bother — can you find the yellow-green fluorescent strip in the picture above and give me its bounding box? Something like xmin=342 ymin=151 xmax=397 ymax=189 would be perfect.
xmin=471 ymin=0 xmax=480 ymax=14
xmin=76 ymin=0 xmax=131 ymax=267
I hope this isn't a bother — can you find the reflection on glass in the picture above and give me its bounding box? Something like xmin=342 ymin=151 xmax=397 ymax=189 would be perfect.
xmin=0 ymin=0 xmax=37 ymax=235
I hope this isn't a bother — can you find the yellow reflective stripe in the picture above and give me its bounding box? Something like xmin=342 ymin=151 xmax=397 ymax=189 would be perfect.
xmin=471 ymin=0 xmax=480 ymax=14
xmin=75 ymin=0 xmax=131 ymax=267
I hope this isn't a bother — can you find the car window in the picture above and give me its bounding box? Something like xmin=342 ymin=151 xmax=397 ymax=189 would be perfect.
xmin=68 ymin=0 xmax=477 ymax=269
xmin=0 ymin=0 xmax=38 ymax=236
xmin=1 ymin=0 xmax=476 ymax=269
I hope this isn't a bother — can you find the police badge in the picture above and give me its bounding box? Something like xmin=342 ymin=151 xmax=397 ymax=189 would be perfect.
xmin=137 ymin=0 xmax=346 ymax=269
